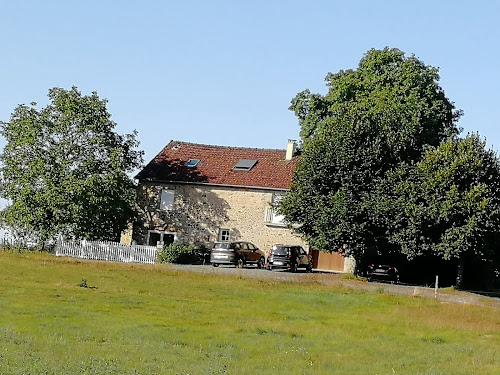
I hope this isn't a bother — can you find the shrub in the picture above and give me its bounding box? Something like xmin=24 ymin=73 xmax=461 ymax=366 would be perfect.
xmin=157 ymin=243 xmax=208 ymax=264
xmin=0 ymin=243 xmax=30 ymax=254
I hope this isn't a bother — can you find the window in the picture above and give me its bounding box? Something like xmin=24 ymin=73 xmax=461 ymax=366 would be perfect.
xmin=214 ymin=242 xmax=231 ymax=249
xmin=270 ymin=193 xmax=285 ymax=224
xmin=148 ymin=232 xmax=162 ymax=246
xmin=185 ymin=159 xmax=200 ymax=167
xmin=147 ymin=230 xmax=176 ymax=246
xmin=160 ymin=189 xmax=175 ymax=211
xmin=233 ymin=159 xmax=257 ymax=171
xmin=218 ymin=228 xmax=230 ymax=241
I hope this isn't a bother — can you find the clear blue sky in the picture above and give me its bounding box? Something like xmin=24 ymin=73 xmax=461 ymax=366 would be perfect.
xmin=1 ymin=0 xmax=499 ymax=167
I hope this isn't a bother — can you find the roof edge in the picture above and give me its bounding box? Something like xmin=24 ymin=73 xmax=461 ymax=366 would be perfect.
xmin=137 ymin=178 xmax=290 ymax=192
xmin=167 ymin=140 xmax=287 ymax=153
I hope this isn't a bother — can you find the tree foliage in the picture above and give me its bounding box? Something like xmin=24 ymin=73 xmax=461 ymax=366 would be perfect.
xmin=280 ymin=48 xmax=462 ymax=262
xmin=0 ymin=87 xmax=143 ymax=244
xmin=383 ymin=134 xmax=500 ymax=286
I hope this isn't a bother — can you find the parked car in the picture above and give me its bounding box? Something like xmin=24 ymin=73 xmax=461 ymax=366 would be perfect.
xmin=266 ymin=245 xmax=313 ymax=272
xmin=210 ymin=241 xmax=265 ymax=268
xmin=367 ymin=263 xmax=399 ymax=283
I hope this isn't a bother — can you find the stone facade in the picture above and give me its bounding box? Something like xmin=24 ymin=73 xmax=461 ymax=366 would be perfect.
xmin=131 ymin=181 xmax=308 ymax=254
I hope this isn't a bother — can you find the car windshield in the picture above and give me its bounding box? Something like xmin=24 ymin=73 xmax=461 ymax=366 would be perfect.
xmin=214 ymin=242 xmax=231 ymax=249
xmin=272 ymin=246 xmax=288 ymax=255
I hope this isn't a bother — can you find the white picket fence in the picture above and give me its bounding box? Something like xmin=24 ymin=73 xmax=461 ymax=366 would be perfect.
xmin=55 ymin=239 xmax=158 ymax=264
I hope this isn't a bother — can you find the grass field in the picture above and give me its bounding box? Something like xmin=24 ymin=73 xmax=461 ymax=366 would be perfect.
xmin=0 ymin=252 xmax=498 ymax=374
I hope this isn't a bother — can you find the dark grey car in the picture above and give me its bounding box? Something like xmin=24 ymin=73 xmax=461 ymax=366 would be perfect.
xmin=367 ymin=263 xmax=400 ymax=283
xmin=266 ymin=245 xmax=313 ymax=272
xmin=210 ymin=241 xmax=265 ymax=268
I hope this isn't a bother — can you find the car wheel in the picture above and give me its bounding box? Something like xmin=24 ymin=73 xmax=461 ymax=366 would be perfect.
xmin=257 ymin=257 xmax=265 ymax=269
xmin=291 ymin=263 xmax=298 ymax=273
xmin=212 ymin=263 xmax=219 ymax=268
xmin=306 ymin=262 xmax=313 ymax=273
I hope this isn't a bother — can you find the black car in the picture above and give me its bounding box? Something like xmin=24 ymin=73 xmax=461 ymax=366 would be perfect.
xmin=367 ymin=263 xmax=399 ymax=283
xmin=210 ymin=241 xmax=265 ymax=268
xmin=266 ymin=245 xmax=313 ymax=272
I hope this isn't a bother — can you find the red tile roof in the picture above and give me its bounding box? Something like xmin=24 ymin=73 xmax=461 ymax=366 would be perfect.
xmin=136 ymin=141 xmax=298 ymax=190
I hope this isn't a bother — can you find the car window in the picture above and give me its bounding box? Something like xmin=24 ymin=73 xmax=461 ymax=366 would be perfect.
xmin=298 ymin=247 xmax=306 ymax=255
xmin=240 ymin=243 xmax=248 ymax=250
xmin=248 ymin=243 xmax=256 ymax=250
xmin=272 ymin=246 xmax=288 ymax=255
xmin=214 ymin=242 xmax=230 ymax=249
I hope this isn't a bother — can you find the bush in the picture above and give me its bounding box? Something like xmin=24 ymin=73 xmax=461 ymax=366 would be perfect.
xmin=157 ymin=243 xmax=209 ymax=264
xmin=0 ymin=243 xmax=31 ymax=254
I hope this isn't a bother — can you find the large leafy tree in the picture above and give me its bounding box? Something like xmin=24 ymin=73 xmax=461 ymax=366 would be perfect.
xmin=280 ymin=48 xmax=462 ymax=265
xmin=384 ymin=134 xmax=500 ymax=287
xmin=0 ymin=87 xmax=143 ymax=245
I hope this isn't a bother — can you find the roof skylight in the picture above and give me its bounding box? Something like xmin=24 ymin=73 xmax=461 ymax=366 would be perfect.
xmin=186 ymin=159 xmax=200 ymax=167
xmin=233 ymin=159 xmax=257 ymax=171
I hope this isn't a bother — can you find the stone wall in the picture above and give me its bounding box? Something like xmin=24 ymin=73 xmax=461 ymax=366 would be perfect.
xmin=133 ymin=182 xmax=308 ymax=254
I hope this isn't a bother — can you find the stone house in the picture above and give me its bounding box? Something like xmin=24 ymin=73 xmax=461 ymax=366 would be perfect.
xmin=124 ymin=139 xmax=351 ymax=272
xmin=126 ymin=139 xmax=308 ymax=254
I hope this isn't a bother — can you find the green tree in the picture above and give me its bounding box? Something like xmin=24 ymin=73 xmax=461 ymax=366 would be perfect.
xmin=280 ymin=48 xmax=462 ymax=266
xmin=0 ymin=87 xmax=143 ymax=246
xmin=385 ymin=134 xmax=500 ymax=287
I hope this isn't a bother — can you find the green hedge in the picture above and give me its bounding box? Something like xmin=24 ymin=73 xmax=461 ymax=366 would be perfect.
xmin=157 ymin=243 xmax=209 ymax=264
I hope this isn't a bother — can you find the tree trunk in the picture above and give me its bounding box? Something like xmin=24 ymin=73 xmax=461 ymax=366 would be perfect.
xmin=455 ymin=255 xmax=466 ymax=289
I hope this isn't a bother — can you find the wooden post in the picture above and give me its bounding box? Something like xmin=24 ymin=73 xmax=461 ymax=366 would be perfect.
xmin=435 ymin=275 xmax=439 ymax=299
xmin=456 ymin=255 xmax=465 ymax=289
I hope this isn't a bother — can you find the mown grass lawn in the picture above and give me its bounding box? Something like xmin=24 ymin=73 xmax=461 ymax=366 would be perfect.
xmin=0 ymin=252 xmax=498 ymax=374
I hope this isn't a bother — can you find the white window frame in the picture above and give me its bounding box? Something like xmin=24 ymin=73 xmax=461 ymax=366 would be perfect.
xmin=160 ymin=189 xmax=175 ymax=211
xmin=270 ymin=193 xmax=285 ymax=224
xmin=218 ymin=228 xmax=230 ymax=242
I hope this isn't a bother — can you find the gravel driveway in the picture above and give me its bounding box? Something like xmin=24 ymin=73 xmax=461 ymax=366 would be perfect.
xmin=166 ymin=263 xmax=500 ymax=308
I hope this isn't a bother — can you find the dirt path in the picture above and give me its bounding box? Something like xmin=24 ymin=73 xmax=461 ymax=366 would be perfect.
xmin=167 ymin=264 xmax=500 ymax=308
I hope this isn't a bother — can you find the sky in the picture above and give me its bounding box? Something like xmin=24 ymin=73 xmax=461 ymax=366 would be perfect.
xmin=1 ymin=0 xmax=499 ymax=168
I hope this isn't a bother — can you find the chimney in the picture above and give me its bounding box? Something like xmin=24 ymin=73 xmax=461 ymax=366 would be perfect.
xmin=285 ymin=139 xmax=297 ymax=161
